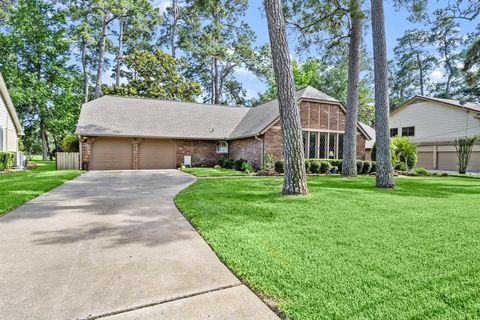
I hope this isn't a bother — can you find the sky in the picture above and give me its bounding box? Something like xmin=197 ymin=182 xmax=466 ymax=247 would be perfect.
xmin=151 ymin=0 xmax=478 ymax=100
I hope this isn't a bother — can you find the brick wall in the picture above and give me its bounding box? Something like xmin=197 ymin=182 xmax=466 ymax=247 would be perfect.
xmin=174 ymin=139 xmax=220 ymax=167
xmin=80 ymin=136 xmax=95 ymax=165
xmin=228 ymin=136 xmax=263 ymax=168
xmin=263 ymin=100 xmax=368 ymax=161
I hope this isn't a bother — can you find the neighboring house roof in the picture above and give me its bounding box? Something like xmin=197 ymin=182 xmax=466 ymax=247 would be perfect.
xmin=358 ymin=122 xmax=375 ymax=149
xmin=76 ymin=86 xmax=370 ymax=141
xmin=393 ymin=96 xmax=480 ymax=114
xmin=0 ymin=73 xmax=24 ymax=135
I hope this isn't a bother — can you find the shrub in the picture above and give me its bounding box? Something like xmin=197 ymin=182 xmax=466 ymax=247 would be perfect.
xmin=310 ymin=160 xmax=321 ymax=173
xmin=224 ymin=158 xmax=235 ymax=169
xmin=394 ymin=162 xmax=407 ymax=171
xmin=356 ymin=160 xmax=364 ymax=174
xmin=414 ymin=167 xmax=430 ymax=176
xmin=241 ymin=161 xmax=255 ymax=174
xmin=362 ymin=161 xmax=372 ymax=174
xmin=274 ymin=160 xmax=284 ymax=173
xmin=392 ymin=136 xmax=417 ymax=170
xmin=337 ymin=160 xmax=343 ymax=173
xmin=370 ymin=142 xmax=397 ymax=163
xmin=62 ymin=135 xmax=79 ymax=152
xmin=304 ymin=160 xmax=311 ymax=173
xmin=319 ymin=161 xmax=331 ymax=174
xmin=370 ymin=161 xmax=376 ymax=173
xmin=234 ymin=158 xmax=247 ymax=171
xmin=217 ymin=157 xmax=227 ymax=167
xmin=0 ymin=152 xmax=15 ymax=170
xmin=263 ymin=153 xmax=277 ymax=171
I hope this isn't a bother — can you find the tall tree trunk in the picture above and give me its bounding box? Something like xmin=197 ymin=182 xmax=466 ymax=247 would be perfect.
xmin=371 ymin=0 xmax=395 ymax=188
xmin=264 ymin=0 xmax=308 ymax=195
xmin=342 ymin=0 xmax=362 ymax=178
xmin=81 ymin=39 xmax=89 ymax=103
xmin=171 ymin=0 xmax=178 ymax=58
xmin=40 ymin=120 xmax=49 ymax=161
xmin=214 ymin=57 xmax=220 ymax=104
xmin=95 ymin=19 xmax=108 ymax=99
xmin=115 ymin=16 xmax=124 ymax=87
xmin=416 ymin=52 xmax=424 ymax=96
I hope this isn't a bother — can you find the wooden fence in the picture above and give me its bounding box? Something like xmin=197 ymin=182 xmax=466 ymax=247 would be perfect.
xmin=56 ymin=152 xmax=80 ymax=170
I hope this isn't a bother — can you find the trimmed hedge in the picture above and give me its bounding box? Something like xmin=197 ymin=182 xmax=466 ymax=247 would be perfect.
xmin=394 ymin=162 xmax=407 ymax=171
xmin=0 ymin=152 xmax=15 ymax=170
xmin=356 ymin=160 xmax=364 ymax=174
xmin=319 ymin=161 xmax=331 ymax=174
xmin=234 ymin=158 xmax=247 ymax=171
xmin=362 ymin=161 xmax=372 ymax=174
xmin=305 ymin=160 xmax=311 ymax=173
xmin=370 ymin=161 xmax=376 ymax=173
xmin=275 ymin=160 xmax=285 ymax=173
xmin=310 ymin=161 xmax=321 ymax=174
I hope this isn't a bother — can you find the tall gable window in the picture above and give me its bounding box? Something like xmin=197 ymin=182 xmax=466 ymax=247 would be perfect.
xmin=303 ymin=131 xmax=343 ymax=159
xmin=401 ymin=126 xmax=415 ymax=137
xmin=216 ymin=141 xmax=228 ymax=153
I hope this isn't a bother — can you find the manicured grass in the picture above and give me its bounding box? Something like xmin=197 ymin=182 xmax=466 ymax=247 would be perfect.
xmin=181 ymin=167 xmax=247 ymax=177
xmin=175 ymin=175 xmax=480 ymax=319
xmin=0 ymin=161 xmax=81 ymax=216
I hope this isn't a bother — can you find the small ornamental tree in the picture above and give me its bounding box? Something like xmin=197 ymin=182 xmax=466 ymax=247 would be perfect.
xmin=454 ymin=136 xmax=477 ymax=174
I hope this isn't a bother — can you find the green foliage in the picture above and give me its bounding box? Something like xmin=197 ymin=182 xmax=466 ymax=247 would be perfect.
xmin=274 ymin=160 xmax=285 ymax=174
xmin=319 ymin=161 xmax=331 ymax=174
xmin=310 ymin=160 xmax=321 ymax=174
xmin=62 ymin=135 xmax=79 ymax=152
xmin=414 ymin=167 xmax=430 ymax=176
xmin=362 ymin=161 xmax=372 ymax=174
xmin=241 ymin=161 xmax=255 ymax=174
xmin=104 ymin=48 xmax=201 ymax=101
xmin=454 ymin=136 xmax=478 ymax=174
xmin=371 ymin=161 xmax=377 ymax=173
xmin=370 ymin=141 xmax=398 ymax=164
xmin=0 ymin=152 xmax=15 ymax=170
xmin=217 ymin=157 xmax=227 ymax=167
xmin=356 ymin=160 xmax=364 ymax=174
xmin=304 ymin=159 xmax=311 ymax=173
xmin=234 ymin=158 xmax=247 ymax=171
xmin=223 ymin=158 xmax=235 ymax=169
xmin=395 ymin=162 xmax=408 ymax=171
xmin=263 ymin=153 xmax=277 ymax=171
xmin=391 ymin=136 xmax=417 ymax=169
xmin=181 ymin=167 xmax=246 ymax=177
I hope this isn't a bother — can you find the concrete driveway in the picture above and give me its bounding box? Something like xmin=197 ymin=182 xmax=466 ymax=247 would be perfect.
xmin=0 ymin=170 xmax=278 ymax=320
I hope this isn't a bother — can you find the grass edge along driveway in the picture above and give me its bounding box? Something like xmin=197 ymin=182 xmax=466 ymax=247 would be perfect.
xmin=0 ymin=161 xmax=82 ymax=216
xmin=175 ymin=175 xmax=480 ymax=320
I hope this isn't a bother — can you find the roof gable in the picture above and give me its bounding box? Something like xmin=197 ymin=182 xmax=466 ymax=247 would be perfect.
xmin=393 ymin=96 xmax=480 ymax=115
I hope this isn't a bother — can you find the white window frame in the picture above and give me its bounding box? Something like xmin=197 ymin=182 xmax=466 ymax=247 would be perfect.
xmin=216 ymin=141 xmax=228 ymax=154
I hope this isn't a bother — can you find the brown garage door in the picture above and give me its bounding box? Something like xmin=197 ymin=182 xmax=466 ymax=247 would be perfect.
xmin=139 ymin=139 xmax=176 ymax=169
xmin=468 ymin=152 xmax=480 ymax=172
xmin=417 ymin=152 xmax=434 ymax=169
xmin=437 ymin=152 xmax=458 ymax=171
xmin=91 ymin=138 xmax=132 ymax=170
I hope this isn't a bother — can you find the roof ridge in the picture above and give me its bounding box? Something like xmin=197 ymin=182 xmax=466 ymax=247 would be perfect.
xmin=96 ymin=95 xmax=247 ymax=109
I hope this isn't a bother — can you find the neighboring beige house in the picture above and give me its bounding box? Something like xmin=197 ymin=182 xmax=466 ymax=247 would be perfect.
xmin=390 ymin=96 xmax=480 ymax=172
xmin=0 ymin=73 xmax=23 ymax=153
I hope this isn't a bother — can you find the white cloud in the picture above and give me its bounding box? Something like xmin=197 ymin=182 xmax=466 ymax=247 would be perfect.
xmin=234 ymin=66 xmax=257 ymax=80
xmin=430 ymin=69 xmax=444 ymax=82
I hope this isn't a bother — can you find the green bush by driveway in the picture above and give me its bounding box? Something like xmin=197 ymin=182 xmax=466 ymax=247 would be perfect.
xmin=0 ymin=161 xmax=81 ymax=216
xmin=176 ymin=175 xmax=480 ymax=319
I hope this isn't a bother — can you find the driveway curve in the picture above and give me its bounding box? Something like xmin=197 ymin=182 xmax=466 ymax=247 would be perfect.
xmin=0 ymin=170 xmax=278 ymax=320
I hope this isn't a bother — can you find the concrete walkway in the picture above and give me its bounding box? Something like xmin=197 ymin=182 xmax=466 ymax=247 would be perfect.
xmin=0 ymin=170 xmax=278 ymax=320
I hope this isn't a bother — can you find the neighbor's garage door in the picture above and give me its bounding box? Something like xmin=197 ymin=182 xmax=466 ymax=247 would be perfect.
xmin=139 ymin=139 xmax=176 ymax=169
xmin=91 ymin=138 xmax=132 ymax=170
xmin=417 ymin=152 xmax=434 ymax=169
xmin=437 ymin=152 xmax=458 ymax=171
xmin=468 ymin=152 xmax=480 ymax=172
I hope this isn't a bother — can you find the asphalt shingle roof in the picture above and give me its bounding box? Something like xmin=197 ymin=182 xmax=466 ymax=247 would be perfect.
xmin=76 ymin=86 xmax=348 ymax=140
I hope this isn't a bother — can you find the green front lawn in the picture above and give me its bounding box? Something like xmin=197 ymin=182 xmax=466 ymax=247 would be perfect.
xmin=181 ymin=167 xmax=247 ymax=177
xmin=175 ymin=175 xmax=480 ymax=319
xmin=0 ymin=161 xmax=81 ymax=216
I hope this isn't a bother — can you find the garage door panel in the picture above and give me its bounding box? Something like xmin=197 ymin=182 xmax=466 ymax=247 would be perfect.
xmin=468 ymin=152 xmax=480 ymax=172
xmin=417 ymin=152 xmax=434 ymax=169
xmin=139 ymin=139 xmax=176 ymax=169
xmin=91 ymin=138 xmax=132 ymax=170
xmin=437 ymin=152 xmax=458 ymax=171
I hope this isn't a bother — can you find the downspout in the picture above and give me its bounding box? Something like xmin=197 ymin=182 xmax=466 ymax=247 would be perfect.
xmin=255 ymin=135 xmax=263 ymax=169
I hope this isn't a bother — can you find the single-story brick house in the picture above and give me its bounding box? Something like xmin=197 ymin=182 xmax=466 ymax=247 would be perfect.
xmin=76 ymin=86 xmax=371 ymax=170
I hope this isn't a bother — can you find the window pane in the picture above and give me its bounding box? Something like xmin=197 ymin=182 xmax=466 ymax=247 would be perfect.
xmin=328 ymin=133 xmax=336 ymax=159
xmin=309 ymin=132 xmax=317 ymax=158
xmin=390 ymin=128 xmax=398 ymax=137
xmin=319 ymin=133 xmax=327 ymax=158
xmin=402 ymin=126 xmax=415 ymax=137
xmin=303 ymin=131 xmax=308 ymax=158
xmin=338 ymin=134 xmax=343 ymax=159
